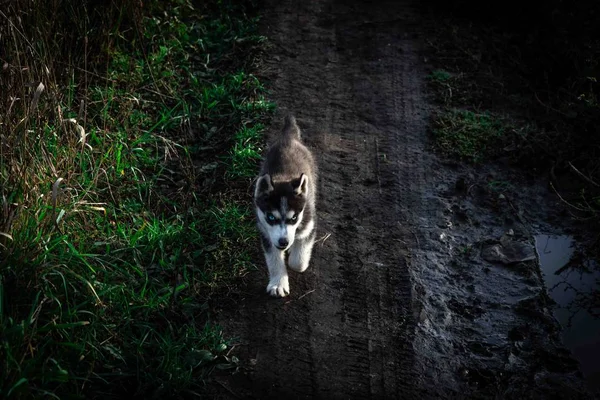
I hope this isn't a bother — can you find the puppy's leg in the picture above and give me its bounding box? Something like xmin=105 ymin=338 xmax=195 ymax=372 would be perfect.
xmin=264 ymin=244 xmax=289 ymax=297
xmin=288 ymin=231 xmax=315 ymax=273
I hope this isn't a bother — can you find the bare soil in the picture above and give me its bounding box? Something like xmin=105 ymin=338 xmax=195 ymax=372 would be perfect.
xmin=212 ymin=0 xmax=595 ymax=398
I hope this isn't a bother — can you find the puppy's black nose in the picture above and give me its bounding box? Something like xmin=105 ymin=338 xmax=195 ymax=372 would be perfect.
xmin=278 ymin=238 xmax=289 ymax=248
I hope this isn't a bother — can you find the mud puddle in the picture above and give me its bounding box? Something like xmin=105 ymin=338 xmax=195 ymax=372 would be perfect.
xmin=210 ymin=0 xmax=596 ymax=398
xmin=535 ymin=234 xmax=600 ymax=389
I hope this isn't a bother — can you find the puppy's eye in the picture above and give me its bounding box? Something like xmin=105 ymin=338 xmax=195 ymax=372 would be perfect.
xmin=291 ymin=214 xmax=298 ymax=222
xmin=267 ymin=213 xmax=276 ymax=222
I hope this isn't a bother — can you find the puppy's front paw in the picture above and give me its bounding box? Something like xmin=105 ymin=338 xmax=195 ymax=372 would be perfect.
xmin=266 ymin=275 xmax=290 ymax=298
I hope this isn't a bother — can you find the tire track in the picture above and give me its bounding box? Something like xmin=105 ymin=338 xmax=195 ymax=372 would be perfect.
xmin=214 ymin=0 xmax=425 ymax=398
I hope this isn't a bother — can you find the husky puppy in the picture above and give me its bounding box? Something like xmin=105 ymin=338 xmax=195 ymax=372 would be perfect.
xmin=254 ymin=115 xmax=317 ymax=297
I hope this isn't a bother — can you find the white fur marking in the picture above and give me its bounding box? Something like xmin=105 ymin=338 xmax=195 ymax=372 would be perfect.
xmin=276 ymin=224 xmax=288 ymax=244
xmin=288 ymin=234 xmax=315 ymax=273
xmin=264 ymin=248 xmax=289 ymax=297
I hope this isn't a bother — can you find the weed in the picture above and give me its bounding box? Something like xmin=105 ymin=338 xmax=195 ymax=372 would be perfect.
xmin=0 ymin=0 xmax=270 ymax=397
xmin=227 ymin=123 xmax=266 ymax=179
xmin=430 ymin=69 xmax=452 ymax=82
xmin=427 ymin=69 xmax=457 ymax=105
xmin=424 ymin=2 xmax=600 ymax=222
xmin=458 ymin=245 xmax=474 ymax=257
xmin=432 ymin=109 xmax=510 ymax=163
xmin=487 ymin=180 xmax=513 ymax=193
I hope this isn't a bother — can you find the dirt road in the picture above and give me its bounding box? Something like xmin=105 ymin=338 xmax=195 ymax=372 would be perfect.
xmin=214 ymin=0 xmax=592 ymax=398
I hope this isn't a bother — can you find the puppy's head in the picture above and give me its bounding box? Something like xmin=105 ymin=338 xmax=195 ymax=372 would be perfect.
xmin=254 ymin=173 xmax=309 ymax=250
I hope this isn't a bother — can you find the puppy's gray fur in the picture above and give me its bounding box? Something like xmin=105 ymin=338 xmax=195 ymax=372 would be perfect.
xmin=254 ymin=115 xmax=317 ymax=297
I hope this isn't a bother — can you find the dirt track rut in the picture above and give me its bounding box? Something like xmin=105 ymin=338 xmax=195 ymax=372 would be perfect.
xmin=215 ymin=0 xmax=427 ymax=398
xmin=213 ymin=0 xmax=598 ymax=398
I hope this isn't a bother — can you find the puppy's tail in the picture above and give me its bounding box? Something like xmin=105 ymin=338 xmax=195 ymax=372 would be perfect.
xmin=282 ymin=114 xmax=301 ymax=140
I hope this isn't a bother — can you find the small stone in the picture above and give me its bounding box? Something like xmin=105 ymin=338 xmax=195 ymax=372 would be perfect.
xmin=498 ymin=194 xmax=506 ymax=200
xmin=481 ymin=241 xmax=536 ymax=264
xmin=436 ymin=183 xmax=449 ymax=192
xmin=506 ymin=229 xmax=514 ymax=236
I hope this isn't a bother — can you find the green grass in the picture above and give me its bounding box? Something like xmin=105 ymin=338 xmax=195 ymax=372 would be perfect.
xmin=432 ymin=109 xmax=510 ymax=163
xmin=0 ymin=0 xmax=271 ymax=398
xmin=425 ymin=6 xmax=600 ymax=224
xmin=427 ymin=69 xmax=457 ymax=105
xmin=227 ymin=123 xmax=271 ymax=178
xmin=487 ymin=180 xmax=513 ymax=193
xmin=429 ymin=69 xmax=452 ymax=83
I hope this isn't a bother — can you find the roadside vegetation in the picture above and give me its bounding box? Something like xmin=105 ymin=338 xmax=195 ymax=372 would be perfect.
xmin=431 ymin=108 xmax=529 ymax=163
xmin=424 ymin=0 xmax=600 ymax=226
xmin=0 ymin=0 xmax=272 ymax=398
xmin=424 ymin=0 xmax=600 ymax=334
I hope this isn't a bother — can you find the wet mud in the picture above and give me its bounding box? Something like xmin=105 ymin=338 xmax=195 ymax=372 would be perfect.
xmin=212 ymin=0 xmax=596 ymax=398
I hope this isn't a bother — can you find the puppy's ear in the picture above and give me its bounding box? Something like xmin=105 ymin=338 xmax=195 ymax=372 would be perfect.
xmin=292 ymin=173 xmax=308 ymax=196
xmin=255 ymin=174 xmax=274 ymax=198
